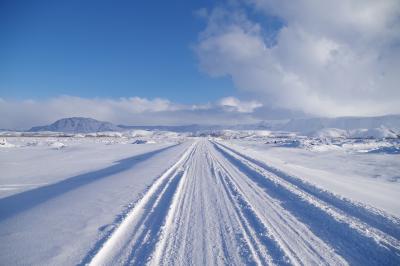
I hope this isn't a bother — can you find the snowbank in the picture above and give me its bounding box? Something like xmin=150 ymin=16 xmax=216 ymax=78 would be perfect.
xmin=132 ymin=139 xmax=156 ymax=144
xmin=348 ymin=127 xmax=398 ymax=139
xmin=312 ymin=128 xmax=348 ymax=139
xmin=0 ymin=138 xmax=15 ymax=148
xmin=48 ymin=142 xmax=67 ymax=149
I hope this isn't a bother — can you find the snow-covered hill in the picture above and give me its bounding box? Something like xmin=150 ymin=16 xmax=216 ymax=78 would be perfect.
xmin=29 ymin=117 xmax=122 ymax=133
xmin=311 ymin=126 xmax=399 ymax=139
xmin=280 ymin=115 xmax=400 ymax=134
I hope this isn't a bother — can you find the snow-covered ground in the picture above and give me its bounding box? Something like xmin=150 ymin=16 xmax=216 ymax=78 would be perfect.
xmin=218 ymin=138 xmax=400 ymax=215
xmin=0 ymin=132 xmax=399 ymax=265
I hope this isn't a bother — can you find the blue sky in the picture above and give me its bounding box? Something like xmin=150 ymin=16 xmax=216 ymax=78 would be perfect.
xmin=1 ymin=0 xmax=398 ymax=128
xmin=0 ymin=0 xmax=235 ymax=103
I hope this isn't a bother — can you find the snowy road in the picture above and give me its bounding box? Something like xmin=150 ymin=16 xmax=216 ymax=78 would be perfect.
xmin=85 ymin=139 xmax=400 ymax=265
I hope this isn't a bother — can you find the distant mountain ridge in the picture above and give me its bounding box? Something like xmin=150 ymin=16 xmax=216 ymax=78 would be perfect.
xmin=29 ymin=117 xmax=121 ymax=133
xmin=27 ymin=115 xmax=400 ymax=133
xmin=281 ymin=115 xmax=400 ymax=134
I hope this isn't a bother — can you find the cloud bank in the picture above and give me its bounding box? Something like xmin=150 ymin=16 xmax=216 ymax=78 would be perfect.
xmin=0 ymin=96 xmax=265 ymax=130
xmin=195 ymin=0 xmax=400 ymax=117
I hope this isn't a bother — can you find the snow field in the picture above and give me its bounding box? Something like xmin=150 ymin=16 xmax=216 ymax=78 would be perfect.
xmin=0 ymin=136 xmax=399 ymax=265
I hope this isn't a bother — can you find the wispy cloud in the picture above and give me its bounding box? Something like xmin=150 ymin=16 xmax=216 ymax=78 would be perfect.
xmin=218 ymin=97 xmax=262 ymax=113
xmin=195 ymin=0 xmax=400 ymax=117
xmin=0 ymin=96 xmax=265 ymax=129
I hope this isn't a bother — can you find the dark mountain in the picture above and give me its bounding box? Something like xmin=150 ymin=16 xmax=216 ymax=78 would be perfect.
xmin=29 ymin=117 xmax=121 ymax=133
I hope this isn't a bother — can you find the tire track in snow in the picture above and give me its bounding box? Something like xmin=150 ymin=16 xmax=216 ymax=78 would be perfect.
xmin=150 ymin=140 xmax=344 ymax=265
xmin=213 ymin=141 xmax=400 ymax=265
xmin=84 ymin=139 xmax=400 ymax=265
xmin=214 ymin=161 xmax=289 ymax=266
xmin=216 ymin=141 xmax=400 ymax=238
xmin=149 ymin=140 xmax=278 ymax=265
xmin=209 ymin=142 xmax=346 ymax=266
xmin=85 ymin=141 xmax=197 ymax=266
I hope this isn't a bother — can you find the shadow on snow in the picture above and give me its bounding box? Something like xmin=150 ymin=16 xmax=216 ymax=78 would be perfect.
xmin=0 ymin=144 xmax=178 ymax=221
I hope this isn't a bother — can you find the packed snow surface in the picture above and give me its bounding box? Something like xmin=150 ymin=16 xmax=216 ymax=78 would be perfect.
xmin=0 ymin=133 xmax=399 ymax=265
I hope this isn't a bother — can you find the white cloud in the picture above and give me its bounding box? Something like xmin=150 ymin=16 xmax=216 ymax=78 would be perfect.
xmin=0 ymin=96 xmax=263 ymax=129
xmin=219 ymin=97 xmax=262 ymax=113
xmin=195 ymin=1 xmax=400 ymax=117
